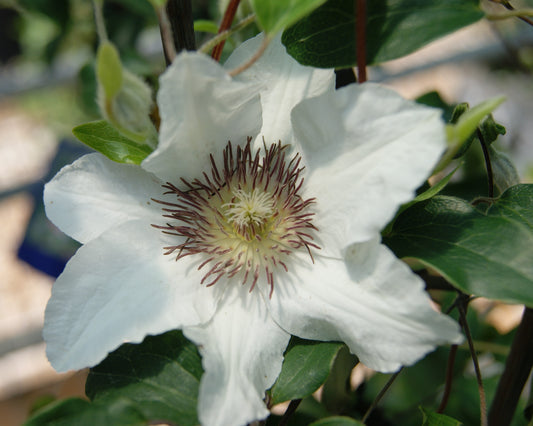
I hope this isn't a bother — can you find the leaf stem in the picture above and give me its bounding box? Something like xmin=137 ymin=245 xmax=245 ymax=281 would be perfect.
xmin=92 ymin=0 xmax=108 ymax=42
xmin=199 ymin=14 xmax=256 ymax=55
xmin=489 ymin=307 xmax=533 ymax=425
xmin=486 ymin=8 xmax=533 ymax=26
xmin=228 ymin=35 xmax=270 ymax=77
xmin=157 ymin=5 xmax=177 ymax=65
xmin=457 ymin=294 xmax=487 ymax=426
xmin=212 ymin=0 xmax=242 ymax=61
xmin=437 ymin=344 xmax=458 ymax=413
xmin=477 ymin=129 xmax=494 ymax=198
xmin=355 ymin=0 xmax=367 ymax=83
xmin=361 ymin=368 xmax=402 ymax=423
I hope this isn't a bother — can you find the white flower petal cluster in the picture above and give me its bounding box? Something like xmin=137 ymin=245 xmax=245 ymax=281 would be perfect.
xmin=44 ymin=35 xmax=462 ymax=426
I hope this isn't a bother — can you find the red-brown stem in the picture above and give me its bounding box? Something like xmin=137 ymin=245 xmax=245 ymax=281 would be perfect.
xmin=437 ymin=344 xmax=458 ymax=413
xmin=211 ymin=0 xmax=241 ymax=61
xmin=356 ymin=0 xmax=367 ymax=83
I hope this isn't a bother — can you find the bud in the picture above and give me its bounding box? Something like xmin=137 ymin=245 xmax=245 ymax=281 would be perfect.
xmin=96 ymin=41 xmax=157 ymax=147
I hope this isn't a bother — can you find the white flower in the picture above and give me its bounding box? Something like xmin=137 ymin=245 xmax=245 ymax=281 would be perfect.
xmin=43 ymin=35 xmax=462 ymax=426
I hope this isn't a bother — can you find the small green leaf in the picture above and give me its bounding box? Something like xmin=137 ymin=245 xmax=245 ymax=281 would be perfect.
xmin=282 ymin=0 xmax=484 ymax=68
xmin=73 ymin=120 xmax=152 ymax=164
xmin=86 ymin=330 xmax=203 ymax=426
xmin=97 ymin=42 xmax=123 ymax=100
xmin=435 ymin=97 xmax=505 ymax=173
xmin=384 ymin=186 xmax=533 ymax=307
xmin=420 ymin=407 xmax=463 ymax=425
xmin=269 ymin=337 xmax=343 ymax=405
xmin=448 ymin=97 xmax=506 ymax=148
xmin=309 ymin=416 xmax=365 ymax=426
xmin=251 ymin=0 xmax=328 ymax=34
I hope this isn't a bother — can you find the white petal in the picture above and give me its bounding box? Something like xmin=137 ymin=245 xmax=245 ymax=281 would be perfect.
xmin=225 ymin=34 xmax=334 ymax=147
xmin=268 ymin=240 xmax=463 ymax=373
xmin=184 ymin=286 xmax=290 ymax=426
xmin=143 ymin=52 xmax=262 ymax=182
xmin=44 ymin=219 xmax=220 ymax=372
xmin=44 ymin=153 xmax=163 ymax=244
xmin=293 ymin=83 xmax=446 ymax=256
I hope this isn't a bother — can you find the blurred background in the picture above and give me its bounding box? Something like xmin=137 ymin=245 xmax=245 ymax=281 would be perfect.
xmin=0 ymin=0 xmax=531 ymax=424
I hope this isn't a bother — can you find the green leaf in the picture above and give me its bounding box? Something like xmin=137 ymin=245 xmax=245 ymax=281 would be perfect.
xmin=86 ymin=330 xmax=203 ymax=426
xmin=269 ymin=337 xmax=343 ymax=405
xmin=282 ymin=0 xmax=484 ymax=68
xmin=309 ymin=416 xmax=365 ymax=426
xmin=24 ymin=397 xmax=147 ymax=426
xmin=486 ymin=184 xmax=533 ymax=231
xmin=73 ymin=120 xmax=152 ymax=164
xmin=383 ymin=186 xmax=533 ymax=307
xmin=420 ymin=407 xmax=463 ymax=425
xmin=251 ymin=0 xmax=328 ymax=35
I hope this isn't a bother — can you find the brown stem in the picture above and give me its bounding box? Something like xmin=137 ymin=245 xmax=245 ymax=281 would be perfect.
xmin=355 ymin=0 xmax=367 ymax=83
xmin=457 ymin=295 xmax=487 ymax=426
xmin=211 ymin=0 xmax=241 ymax=61
xmin=489 ymin=307 xmax=533 ymax=426
xmin=362 ymin=368 xmax=402 ymax=423
xmin=437 ymin=344 xmax=458 ymax=413
xmin=165 ymin=0 xmax=195 ymax=54
xmin=278 ymin=399 xmax=302 ymax=426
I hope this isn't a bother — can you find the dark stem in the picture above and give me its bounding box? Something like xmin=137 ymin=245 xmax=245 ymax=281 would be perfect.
xmin=457 ymin=294 xmax=487 ymax=426
xmin=477 ymin=129 xmax=494 ymax=198
xmin=278 ymin=399 xmax=302 ymax=426
xmin=166 ymin=0 xmax=195 ymax=53
xmin=355 ymin=0 xmax=367 ymax=83
xmin=211 ymin=0 xmax=241 ymax=61
xmin=489 ymin=307 xmax=533 ymax=425
xmin=437 ymin=344 xmax=458 ymax=413
xmin=362 ymin=368 xmax=402 ymax=423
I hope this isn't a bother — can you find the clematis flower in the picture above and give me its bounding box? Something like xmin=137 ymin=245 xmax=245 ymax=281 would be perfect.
xmin=44 ymin=35 xmax=462 ymax=426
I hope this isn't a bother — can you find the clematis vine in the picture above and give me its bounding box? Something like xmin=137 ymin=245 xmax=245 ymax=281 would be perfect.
xmin=44 ymin=35 xmax=462 ymax=426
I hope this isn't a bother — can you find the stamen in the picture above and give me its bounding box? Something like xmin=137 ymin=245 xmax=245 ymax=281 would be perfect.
xmin=152 ymin=139 xmax=319 ymax=296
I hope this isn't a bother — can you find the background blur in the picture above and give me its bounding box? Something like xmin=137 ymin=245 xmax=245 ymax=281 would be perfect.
xmin=0 ymin=1 xmax=532 ymax=424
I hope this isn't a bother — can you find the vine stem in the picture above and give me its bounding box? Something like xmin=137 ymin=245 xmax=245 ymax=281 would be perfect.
xmin=278 ymin=399 xmax=302 ymax=426
xmin=212 ymin=0 xmax=241 ymax=61
xmin=165 ymin=0 xmax=195 ymax=53
xmin=362 ymin=369 xmax=402 ymax=423
xmin=355 ymin=0 xmax=367 ymax=83
xmin=489 ymin=307 xmax=533 ymax=425
xmin=457 ymin=295 xmax=487 ymax=426
xmin=437 ymin=344 xmax=458 ymax=413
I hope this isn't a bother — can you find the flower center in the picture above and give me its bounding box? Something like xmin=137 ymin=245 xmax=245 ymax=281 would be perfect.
xmin=152 ymin=138 xmax=319 ymax=296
